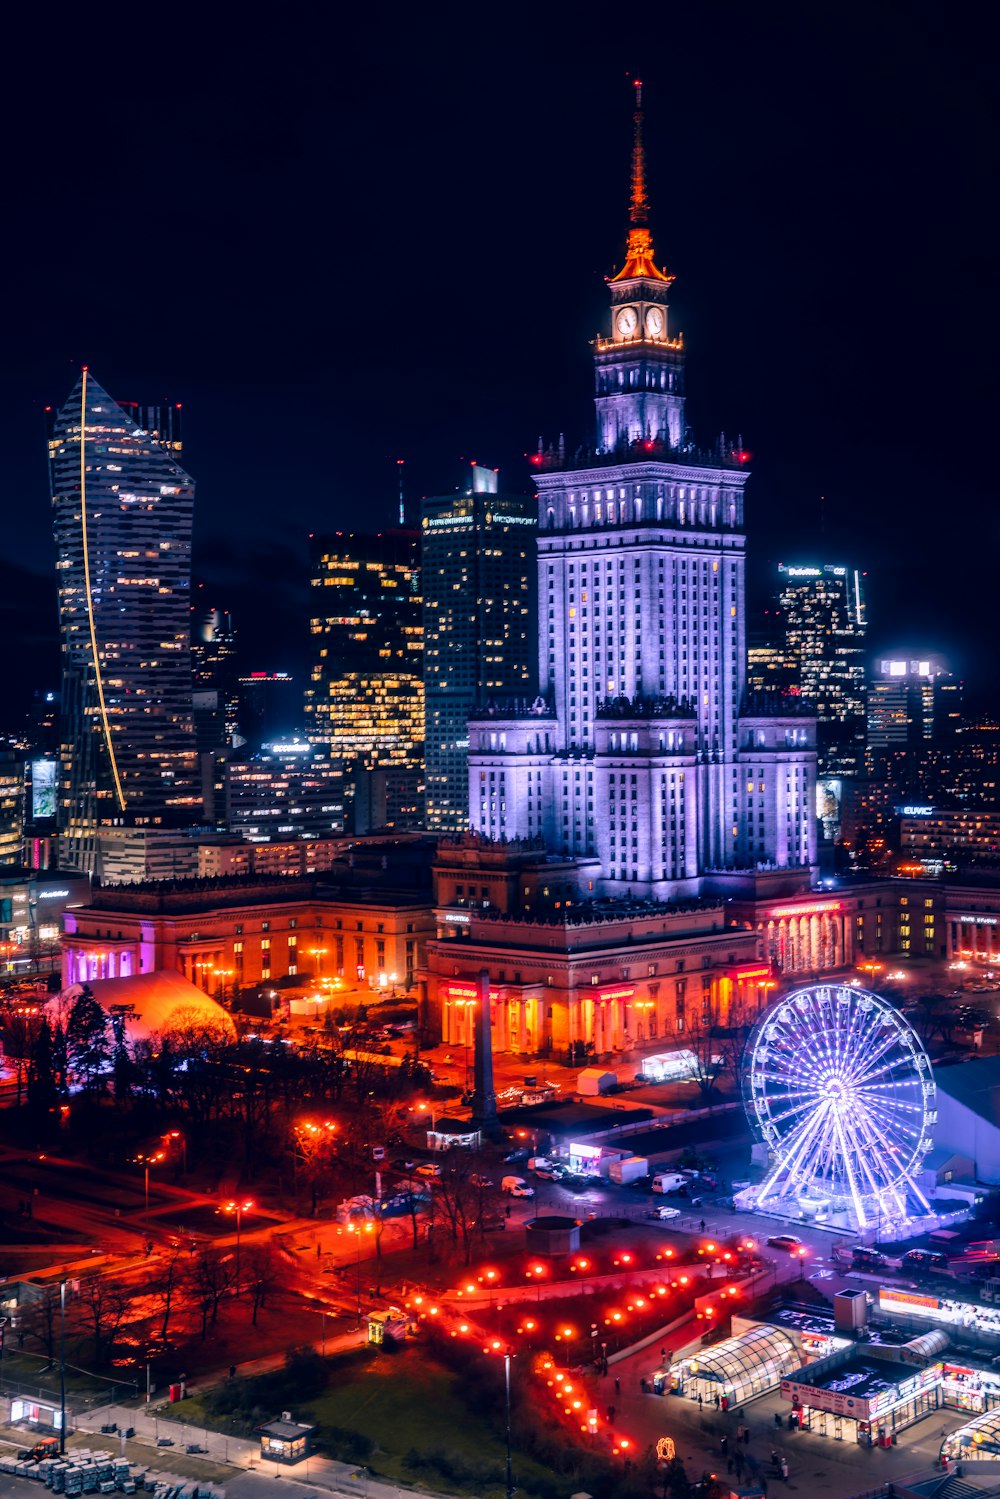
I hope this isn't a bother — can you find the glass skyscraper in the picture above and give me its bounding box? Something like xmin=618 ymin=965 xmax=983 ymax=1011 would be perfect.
xmin=49 ymin=370 xmax=198 ymax=874
xmin=775 ymin=563 xmax=867 ymax=776
xmin=305 ymin=528 xmax=424 ymax=776
xmin=422 ymin=465 xmax=537 ymax=833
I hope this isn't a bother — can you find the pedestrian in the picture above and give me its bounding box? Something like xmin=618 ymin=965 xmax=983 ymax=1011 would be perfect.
xmin=720 ymin=1435 xmax=728 ymax=1456
xmin=737 ymin=1424 xmax=744 ymax=1442
xmin=640 ymin=1377 xmax=648 ymax=1394
xmin=722 ymin=1395 xmax=729 ymax=1412
xmin=614 ymin=1376 xmax=620 ymax=1395
xmin=743 ymin=1426 xmax=750 ymax=1445
xmin=697 ymin=1393 xmax=703 ymax=1410
xmin=780 ymin=1457 xmax=789 ymax=1482
xmin=714 ymin=1393 xmax=720 ymax=1410
xmin=506 ymin=1204 xmax=512 ymax=1218
xmin=774 ymin=1411 xmax=783 ymax=1428
xmin=700 ymin=1218 xmax=706 ymax=1232
xmin=660 ymin=1346 xmax=666 ymax=1362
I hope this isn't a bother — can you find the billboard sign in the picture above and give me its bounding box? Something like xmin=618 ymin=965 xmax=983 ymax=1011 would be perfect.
xmin=31 ymin=759 xmax=57 ymax=821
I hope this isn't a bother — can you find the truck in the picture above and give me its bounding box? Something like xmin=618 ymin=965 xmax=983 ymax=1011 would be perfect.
xmin=651 ymin=1172 xmax=688 ymax=1194
xmin=609 ymin=1156 xmax=649 ymax=1185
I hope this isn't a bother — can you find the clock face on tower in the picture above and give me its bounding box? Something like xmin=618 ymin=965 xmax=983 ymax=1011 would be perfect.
xmin=645 ymin=306 xmax=664 ymax=338
xmin=615 ymin=306 xmax=639 ymax=336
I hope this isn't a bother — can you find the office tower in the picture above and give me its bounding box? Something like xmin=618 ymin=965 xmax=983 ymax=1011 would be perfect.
xmin=466 ymin=86 xmax=817 ymax=893
xmin=191 ymin=606 xmax=239 ymax=751
xmin=867 ymin=656 xmax=961 ymax=761
xmin=0 ymin=750 xmax=24 ymax=866
xmin=775 ymin=563 xmax=867 ymax=776
xmin=422 ymin=465 xmax=537 ymax=833
xmin=225 ymin=738 xmax=346 ymax=842
xmin=305 ymin=530 xmax=424 ymax=805
xmin=48 ymin=371 xmax=198 ymax=873
xmin=236 ymin=671 xmax=300 ymax=750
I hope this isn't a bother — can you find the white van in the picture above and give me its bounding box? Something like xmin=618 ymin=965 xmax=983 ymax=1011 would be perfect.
xmin=651 ymin=1172 xmax=687 ymax=1194
xmin=502 ymin=1176 xmax=535 ymax=1197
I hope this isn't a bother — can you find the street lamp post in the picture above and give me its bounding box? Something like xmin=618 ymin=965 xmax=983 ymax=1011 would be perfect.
xmin=348 ymin=1221 xmax=373 ymax=1324
xmin=503 ymin=1352 xmax=514 ymax=1499
xmin=222 ymin=1199 xmax=254 ymax=1297
xmin=59 ymin=1280 xmax=67 ymax=1454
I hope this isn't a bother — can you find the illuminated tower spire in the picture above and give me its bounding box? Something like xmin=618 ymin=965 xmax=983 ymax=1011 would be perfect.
xmin=629 ymin=79 xmax=650 ymax=226
xmin=611 ymin=80 xmax=671 ymax=284
xmin=595 ymin=82 xmax=684 ymax=452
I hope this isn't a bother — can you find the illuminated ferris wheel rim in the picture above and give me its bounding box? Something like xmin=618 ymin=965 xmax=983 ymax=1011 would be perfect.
xmin=743 ymin=983 xmax=935 ymax=1227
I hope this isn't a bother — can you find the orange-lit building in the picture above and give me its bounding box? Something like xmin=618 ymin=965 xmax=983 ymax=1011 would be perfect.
xmin=62 ymin=874 xmax=435 ymax=998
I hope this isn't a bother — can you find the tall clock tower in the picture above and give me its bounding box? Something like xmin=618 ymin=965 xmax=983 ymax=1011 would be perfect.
xmin=594 ymin=83 xmax=685 ymax=454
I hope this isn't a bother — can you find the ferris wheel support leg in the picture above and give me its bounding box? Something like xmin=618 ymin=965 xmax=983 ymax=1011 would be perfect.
xmin=766 ymin=1101 xmax=834 ymax=1208
xmin=833 ymin=1111 xmax=868 ymax=1228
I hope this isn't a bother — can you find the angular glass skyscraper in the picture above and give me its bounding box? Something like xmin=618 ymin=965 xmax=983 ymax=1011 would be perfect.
xmin=49 ymin=370 xmax=198 ymax=874
xmin=422 ymin=465 xmax=537 ymax=833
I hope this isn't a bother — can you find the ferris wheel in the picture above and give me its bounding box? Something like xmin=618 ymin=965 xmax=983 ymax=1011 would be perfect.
xmin=744 ymin=984 xmax=936 ymax=1230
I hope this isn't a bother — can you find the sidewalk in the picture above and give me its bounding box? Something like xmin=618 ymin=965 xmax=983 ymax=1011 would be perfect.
xmin=64 ymin=1395 xmax=449 ymax=1499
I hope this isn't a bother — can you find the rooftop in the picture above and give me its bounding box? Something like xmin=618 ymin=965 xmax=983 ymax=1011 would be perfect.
xmin=935 ymin=1055 xmax=1000 ymax=1127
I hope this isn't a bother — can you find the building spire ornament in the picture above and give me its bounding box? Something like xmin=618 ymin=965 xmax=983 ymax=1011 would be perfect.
xmin=610 ymin=80 xmax=673 ymax=285
xmin=629 ymin=79 xmax=650 ymax=226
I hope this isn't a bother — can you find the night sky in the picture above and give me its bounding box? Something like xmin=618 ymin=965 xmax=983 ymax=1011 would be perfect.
xmin=3 ymin=5 xmax=996 ymax=715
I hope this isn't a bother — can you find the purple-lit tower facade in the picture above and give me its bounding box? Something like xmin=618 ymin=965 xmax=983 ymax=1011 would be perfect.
xmin=467 ymin=88 xmax=817 ymax=898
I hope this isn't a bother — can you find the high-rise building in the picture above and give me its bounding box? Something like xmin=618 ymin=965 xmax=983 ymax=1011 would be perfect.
xmin=225 ymin=738 xmax=346 ymax=842
xmin=191 ymin=607 xmax=239 ymax=752
xmin=867 ymin=656 xmax=962 ymax=762
xmin=0 ymin=750 xmax=24 ymax=867
xmin=236 ymin=671 xmax=300 ymax=751
xmin=48 ymin=371 xmax=199 ymax=873
xmin=305 ymin=530 xmax=424 ymax=823
xmin=422 ymin=464 xmax=537 ymax=833
xmin=775 ymin=563 xmax=867 ymax=776
xmin=466 ymin=86 xmax=817 ymax=895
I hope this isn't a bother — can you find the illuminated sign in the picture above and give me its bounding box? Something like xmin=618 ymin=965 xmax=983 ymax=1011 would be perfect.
xmin=735 ymin=966 xmax=772 ymax=981
xmin=443 ymin=982 xmax=501 ymax=1001
xmin=424 ymin=515 xmax=473 ymax=527
xmin=879 ymin=1287 xmax=940 ymax=1313
xmin=958 ymin=915 xmax=999 ymax=927
xmin=31 ymin=759 xmax=57 ymax=821
xmin=770 ymin=901 xmax=843 ymax=919
xmin=443 ymin=912 xmax=471 ymax=925
xmin=899 ymin=804 xmax=934 ymax=817
xmin=488 ymin=513 xmax=535 ymax=526
xmin=38 ymin=889 xmax=70 ymax=900
xmin=570 ymin=1143 xmax=603 ymax=1158
xmin=597 ymin=985 xmax=635 ymax=1003
xmin=783 ymin=567 xmax=821 ymax=578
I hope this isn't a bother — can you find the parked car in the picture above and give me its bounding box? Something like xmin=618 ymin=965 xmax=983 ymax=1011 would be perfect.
xmin=766 ymin=1234 xmax=804 ymax=1252
xmin=533 ymin=1166 xmax=560 ymax=1180
xmin=470 ymin=1174 xmax=494 ymax=1189
xmin=645 ymin=1205 xmax=681 ymax=1220
xmin=415 ymin=1162 xmax=442 ymax=1178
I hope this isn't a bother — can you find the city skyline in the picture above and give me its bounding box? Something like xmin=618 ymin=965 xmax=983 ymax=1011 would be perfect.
xmin=1 ymin=8 xmax=996 ymax=715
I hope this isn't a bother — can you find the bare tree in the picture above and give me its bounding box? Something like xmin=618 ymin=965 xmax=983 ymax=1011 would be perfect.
xmin=188 ymin=1248 xmax=237 ymax=1338
xmin=434 ymin=1149 xmax=480 ymax=1264
xmin=152 ymin=1247 xmax=187 ymax=1345
xmin=243 ymin=1243 xmax=279 ymax=1327
xmin=72 ymin=1279 xmax=130 ymax=1366
xmin=21 ymin=1286 xmax=60 ymax=1366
